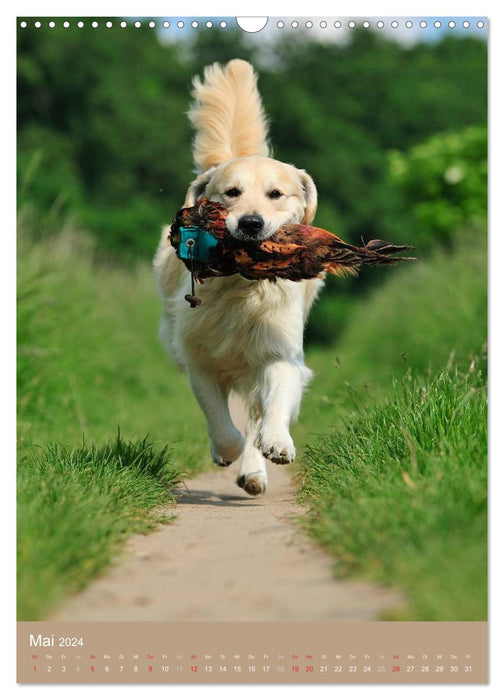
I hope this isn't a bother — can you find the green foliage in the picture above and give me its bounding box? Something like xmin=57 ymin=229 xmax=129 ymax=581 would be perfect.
xmin=17 ymin=221 xmax=210 ymax=619
xmin=307 ymin=229 xmax=486 ymax=351
xmin=17 ymin=22 xmax=194 ymax=257
xmin=188 ymin=26 xmax=255 ymax=68
xmin=298 ymin=360 xmax=487 ymax=620
xmin=296 ymin=223 xmax=487 ymax=621
xmin=17 ymin=218 xmax=210 ymax=470
xmin=299 ymin=227 xmax=486 ymax=445
xmin=16 ymin=25 xmax=487 ymax=620
xmin=18 ymin=433 xmax=182 ymax=619
xmin=334 ymin=227 xmax=486 ymax=380
xmin=17 ymin=26 xmax=487 ymax=264
xmin=16 ymin=214 xmax=487 ymax=622
xmin=260 ymin=31 xmax=486 ymax=245
xmin=388 ymin=126 xmax=487 ymax=250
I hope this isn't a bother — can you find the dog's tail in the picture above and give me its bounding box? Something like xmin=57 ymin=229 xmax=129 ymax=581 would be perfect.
xmin=189 ymin=59 xmax=270 ymax=171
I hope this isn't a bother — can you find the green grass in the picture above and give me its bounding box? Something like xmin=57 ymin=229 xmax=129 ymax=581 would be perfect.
xmin=17 ymin=215 xmax=487 ymax=622
xmin=17 ymin=217 xmax=209 ymax=471
xmin=294 ymin=229 xmax=487 ymax=620
xmin=17 ymin=433 xmax=182 ymax=620
xmin=328 ymin=228 xmax=487 ymax=379
xmin=297 ymin=226 xmax=487 ymax=444
xmin=297 ymin=360 xmax=487 ymax=620
xmin=17 ymin=219 xmax=209 ymax=619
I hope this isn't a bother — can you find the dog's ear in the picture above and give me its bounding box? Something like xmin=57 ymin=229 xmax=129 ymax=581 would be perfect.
xmin=297 ymin=169 xmax=318 ymax=225
xmin=184 ymin=167 xmax=216 ymax=207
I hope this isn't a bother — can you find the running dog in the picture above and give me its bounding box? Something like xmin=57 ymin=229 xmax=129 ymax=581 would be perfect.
xmin=154 ymin=59 xmax=322 ymax=495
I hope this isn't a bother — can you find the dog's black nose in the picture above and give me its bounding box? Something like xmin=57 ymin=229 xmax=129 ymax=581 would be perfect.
xmin=238 ymin=215 xmax=264 ymax=237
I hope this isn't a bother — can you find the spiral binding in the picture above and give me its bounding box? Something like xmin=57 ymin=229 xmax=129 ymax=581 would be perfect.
xmin=18 ymin=18 xmax=487 ymax=31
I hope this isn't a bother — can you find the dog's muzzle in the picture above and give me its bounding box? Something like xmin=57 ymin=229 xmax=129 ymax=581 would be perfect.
xmin=237 ymin=214 xmax=265 ymax=239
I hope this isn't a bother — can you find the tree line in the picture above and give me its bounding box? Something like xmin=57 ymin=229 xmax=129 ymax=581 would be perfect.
xmin=17 ymin=22 xmax=487 ymax=342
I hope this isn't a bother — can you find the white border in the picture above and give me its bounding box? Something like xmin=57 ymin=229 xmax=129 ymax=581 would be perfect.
xmin=4 ymin=2 xmax=502 ymax=698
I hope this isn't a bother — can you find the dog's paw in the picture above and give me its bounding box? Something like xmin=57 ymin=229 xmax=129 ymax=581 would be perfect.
xmin=210 ymin=433 xmax=244 ymax=467
xmin=256 ymin=428 xmax=296 ymax=464
xmin=236 ymin=471 xmax=267 ymax=496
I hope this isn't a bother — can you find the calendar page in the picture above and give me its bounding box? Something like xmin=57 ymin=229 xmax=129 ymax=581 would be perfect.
xmin=16 ymin=15 xmax=488 ymax=685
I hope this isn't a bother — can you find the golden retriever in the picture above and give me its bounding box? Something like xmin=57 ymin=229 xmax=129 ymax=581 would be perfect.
xmin=153 ymin=59 xmax=323 ymax=495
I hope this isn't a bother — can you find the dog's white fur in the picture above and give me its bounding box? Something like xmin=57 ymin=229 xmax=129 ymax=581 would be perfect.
xmin=153 ymin=59 xmax=323 ymax=495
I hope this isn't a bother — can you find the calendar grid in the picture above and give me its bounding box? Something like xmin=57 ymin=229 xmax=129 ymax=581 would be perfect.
xmin=18 ymin=621 xmax=487 ymax=684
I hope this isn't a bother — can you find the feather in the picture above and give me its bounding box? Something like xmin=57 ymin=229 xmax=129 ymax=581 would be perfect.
xmin=170 ymin=198 xmax=415 ymax=284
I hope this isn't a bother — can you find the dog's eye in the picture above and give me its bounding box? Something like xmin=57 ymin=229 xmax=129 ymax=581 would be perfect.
xmin=267 ymin=189 xmax=283 ymax=200
xmin=224 ymin=187 xmax=242 ymax=198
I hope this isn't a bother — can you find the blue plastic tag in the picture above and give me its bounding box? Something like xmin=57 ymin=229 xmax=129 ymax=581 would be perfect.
xmin=178 ymin=226 xmax=218 ymax=263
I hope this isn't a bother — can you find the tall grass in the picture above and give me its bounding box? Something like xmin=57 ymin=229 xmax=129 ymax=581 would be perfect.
xmin=331 ymin=227 xmax=487 ymax=378
xmin=17 ymin=216 xmax=487 ymax=621
xmin=298 ymin=360 xmax=487 ymax=620
xmin=298 ymin=227 xmax=487 ymax=442
xmin=296 ymin=228 xmax=487 ymax=620
xmin=17 ymin=220 xmax=208 ymax=618
xmin=17 ymin=217 xmax=209 ymax=470
xmin=18 ymin=434 xmax=182 ymax=620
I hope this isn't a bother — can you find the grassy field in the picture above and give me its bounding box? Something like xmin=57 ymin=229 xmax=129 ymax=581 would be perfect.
xmin=298 ymin=227 xmax=486 ymax=433
xmin=17 ymin=219 xmax=210 ymax=468
xmin=297 ymin=231 xmax=487 ymax=620
xmin=17 ymin=435 xmax=181 ymax=619
xmin=17 ymin=219 xmax=210 ymax=619
xmin=17 ymin=217 xmax=487 ymax=621
xmin=294 ymin=228 xmax=487 ymax=620
xmin=297 ymin=362 xmax=487 ymax=621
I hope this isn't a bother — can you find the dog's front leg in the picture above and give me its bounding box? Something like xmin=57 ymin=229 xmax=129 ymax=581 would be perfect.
xmin=255 ymin=360 xmax=311 ymax=464
xmin=236 ymin=416 xmax=268 ymax=495
xmin=186 ymin=364 xmax=244 ymax=466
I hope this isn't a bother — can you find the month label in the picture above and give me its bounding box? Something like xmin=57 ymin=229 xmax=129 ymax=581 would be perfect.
xmin=18 ymin=622 xmax=487 ymax=683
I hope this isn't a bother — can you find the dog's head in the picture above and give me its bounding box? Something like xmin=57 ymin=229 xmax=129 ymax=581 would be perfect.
xmin=184 ymin=155 xmax=317 ymax=241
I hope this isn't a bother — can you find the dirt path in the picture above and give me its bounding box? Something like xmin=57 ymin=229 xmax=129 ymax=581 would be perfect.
xmin=53 ymin=400 xmax=401 ymax=622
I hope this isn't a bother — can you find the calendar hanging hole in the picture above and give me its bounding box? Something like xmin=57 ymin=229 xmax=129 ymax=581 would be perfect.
xmin=236 ymin=17 xmax=268 ymax=33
